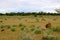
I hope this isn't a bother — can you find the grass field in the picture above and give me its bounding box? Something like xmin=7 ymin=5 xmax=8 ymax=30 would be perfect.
xmin=0 ymin=15 xmax=60 ymax=40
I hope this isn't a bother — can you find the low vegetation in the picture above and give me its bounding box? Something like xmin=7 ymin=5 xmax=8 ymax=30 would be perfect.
xmin=0 ymin=12 xmax=60 ymax=40
xmin=19 ymin=23 xmax=23 ymax=27
xmin=51 ymin=26 xmax=60 ymax=32
xmin=0 ymin=25 xmax=11 ymax=29
xmin=42 ymin=34 xmax=57 ymax=40
xmin=21 ymin=33 xmax=34 ymax=40
xmin=30 ymin=25 xmax=35 ymax=31
xmin=33 ymin=27 xmax=42 ymax=34
xmin=19 ymin=25 xmax=26 ymax=31
xmin=11 ymin=28 xmax=16 ymax=32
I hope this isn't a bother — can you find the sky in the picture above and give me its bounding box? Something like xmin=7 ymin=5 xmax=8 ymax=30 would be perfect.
xmin=0 ymin=0 xmax=60 ymax=13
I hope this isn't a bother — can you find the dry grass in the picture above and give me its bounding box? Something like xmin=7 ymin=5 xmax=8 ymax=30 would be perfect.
xmin=0 ymin=15 xmax=60 ymax=40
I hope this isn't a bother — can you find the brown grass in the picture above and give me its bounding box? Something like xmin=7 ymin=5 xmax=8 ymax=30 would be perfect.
xmin=0 ymin=15 xmax=60 ymax=40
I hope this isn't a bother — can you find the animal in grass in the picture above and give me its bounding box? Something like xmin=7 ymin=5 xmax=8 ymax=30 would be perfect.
xmin=1 ymin=29 xmax=5 ymax=32
xmin=45 ymin=23 xmax=51 ymax=28
xmin=1 ymin=28 xmax=5 ymax=32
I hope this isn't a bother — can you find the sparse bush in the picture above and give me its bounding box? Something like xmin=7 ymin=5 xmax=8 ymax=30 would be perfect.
xmin=42 ymin=35 xmax=57 ymax=40
xmin=24 ymin=27 xmax=29 ymax=33
xmin=51 ymin=26 xmax=60 ymax=32
xmin=0 ymin=25 xmax=11 ymax=29
xmin=19 ymin=24 xmax=29 ymax=32
xmin=21 ymin=33 xmax=34 ymax=40
xmin=19 ymin=23 xmax=23 ymax=27
xmin=45 ymin=28 xmax=53 ymax=35
xmin=11 ymin=28 xmax=16 ymax=32
xmin=5 ymin=25 xmax=11 ymax=29
xmin=20 ymin=25 xmax=26 ymax=31
xmin=30 ymin=25 xmax=35 ymax=31
xmin=0 ymin=25 xmax=6 ymax=28
xmin=33 ymin=27 xmax=42 ymax=34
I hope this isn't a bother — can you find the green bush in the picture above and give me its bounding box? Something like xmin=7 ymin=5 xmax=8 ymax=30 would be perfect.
xmin=42 ymin=35 xmax=57 ymax=40
xmin=11 ymin=28 xmax=16 ymax=32
xmin=19 ymin=24 xmax=27 ymax=31
xmin=30 ymin=25 xmax=35 ymax=31
xmin=51 ymin=27 xmax=60 ymax=32
xmin=0 ymin=25 xmax=11 ymax=29
xmin=45 ymin=28 xmax=53 ymax=35
xmin=0 ymin=25 xmax=5 ymax=28
xmin=5 ymin=25 xmax=11 ymax=29
xmin=20 ymin=25 xmax=26 ymax=31
xmin=19 ymin=24 xmax=29 ymax=32
xmin=34 ymin=27 xmax=42 ymax=34
xmin=19 ymin=23 xmax=23 ymax=27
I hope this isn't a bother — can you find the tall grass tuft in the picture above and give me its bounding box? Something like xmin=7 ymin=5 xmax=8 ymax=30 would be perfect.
xmin=51 ymin=26 xmax=60 ymax=32
xmin=11 ymin=28 xmax=16 ymax=32
xmin=21 ymin=33 xmax=34 ymax=40
xmin=33 ymin=27 xmax=42 ymax=34
xmin=42 ymin=34 xmax=57 ymax=40
xmin=30 ymin=25 xmax=35 ymax=31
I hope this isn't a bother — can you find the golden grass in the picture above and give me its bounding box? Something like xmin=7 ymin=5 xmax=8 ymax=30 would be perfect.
xmin=0 ymin=15 xmax=60 ymax=40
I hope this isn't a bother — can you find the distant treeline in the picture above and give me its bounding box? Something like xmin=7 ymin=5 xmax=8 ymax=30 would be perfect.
xmin=0 ymin=12 xmax=60 ymax=16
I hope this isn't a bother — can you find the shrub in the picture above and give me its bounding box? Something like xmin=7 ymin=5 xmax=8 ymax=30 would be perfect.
xmin=45 ymin=28 xmax=53 ymax=35
xmin=42 ymin=35 xmax=57 ymax=40
xmin=21 ymin=33 xmax=34 ymax=40
xmin=19 ymin=23 xmax=23 ymax=27
xmin=5 ymin=25 xmax=11 ymax=29
xmin=30 ymin=25 xmax=35 ymax=31
xmin=51 ymin=26 xmax=60 ymax=32
xmin=0 ymin=25 xmax=6 ymax=28
xmin=0 ymin=25 xmax=4 ymax=28
xmin=11 ymin=28 xmax=16 ymax=32
xmin=24 ymin=27 xmax=29 ymax=33
xmin=19 ymin=24 xmax=29 ymax=32
xmin=33 ymin=27 xmax=42 ymax=34
xmin=0 ymin=25 xmax=11 ymax=29
xmin=20 ymin=25 xmax=26 ymax=31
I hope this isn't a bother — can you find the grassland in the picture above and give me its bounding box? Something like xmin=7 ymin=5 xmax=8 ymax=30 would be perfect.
xmin=0 ymin=15 xmax=60 ymax=40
